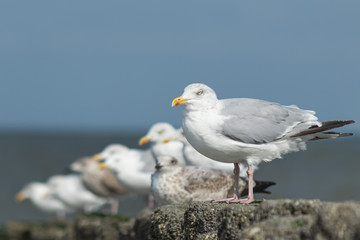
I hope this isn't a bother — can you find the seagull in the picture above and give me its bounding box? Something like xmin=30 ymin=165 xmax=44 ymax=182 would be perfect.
xmin=47 ymin=174 xmax=108 ymax=212
xmin=15 ymin=182 xmax=74 ymax=218
xmin=151 ymin=155 xmax=274 ymax=207
xmin=172 ymin=83 xmax=354 ymax=203
xmin=70 ymin=157 xmax=128 ymax=214
xmin=70 ymin=157 xmax=127 ymax=197
xmin=139 ymin=122 xmax=187 ymax=166
xmin=98 ymin=147 xmax=156 ymax=195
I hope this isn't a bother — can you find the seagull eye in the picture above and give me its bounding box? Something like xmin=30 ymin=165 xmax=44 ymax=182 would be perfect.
xmin=196 ymin=90 xmax=204 ymax=95
xmin=158 ymin=129 xmax=165 ymax=134
xmin=170 ymin=159 xmax=177 ymax=164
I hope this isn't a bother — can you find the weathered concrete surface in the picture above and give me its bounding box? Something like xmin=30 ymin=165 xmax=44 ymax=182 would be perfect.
xmin=2 ymin=199 xmax=360 ymax=240
xmin=4 ymin=220 xmax=75 ymax=240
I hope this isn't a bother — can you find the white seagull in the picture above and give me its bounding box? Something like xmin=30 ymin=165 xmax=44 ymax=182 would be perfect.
xmin=47 ymin=174 xmax=108 ymax=212
xmin=15 ymin=182 xmax=74 ymax=218
xmin=172 ymin=83 xmax=354 ymax=203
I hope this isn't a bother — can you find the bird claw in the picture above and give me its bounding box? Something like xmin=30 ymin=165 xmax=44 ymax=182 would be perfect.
xmin=213 ymin=194 xmax=239 ymax=203
xmin=238 ymin=198 xmax=254 ymax=204
xmin=213 ymin=195 xmax=254 ymax=204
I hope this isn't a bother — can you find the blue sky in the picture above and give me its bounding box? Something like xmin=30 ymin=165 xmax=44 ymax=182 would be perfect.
xmin=0 ymin=1 xmax=358 ymax=132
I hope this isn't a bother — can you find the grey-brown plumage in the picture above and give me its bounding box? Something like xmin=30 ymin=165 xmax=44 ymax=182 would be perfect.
xmin=151 ymin=156 xmax=275 ymax=207
xmin=70 ymin=157 xmax=127 ymax=198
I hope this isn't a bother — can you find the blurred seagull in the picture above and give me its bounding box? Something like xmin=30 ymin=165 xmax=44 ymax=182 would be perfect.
xmin=172 ymin=83 xmax=354 ymax=203
xmin=15 ymin=182 xmax=74 ymax=218
xmin=151 ymin=156 xmax=274 ymax=207
xmin=70 ymin=157 xmax=128 ymax=214
xmin=47 ymin=174 xmax=108 ymax=212
xmin=98 ymin=147 xmax=156 ymax=195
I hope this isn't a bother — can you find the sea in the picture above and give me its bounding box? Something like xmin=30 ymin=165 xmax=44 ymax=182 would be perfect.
xmin=1 ymin=130 xmax=359 ymax=225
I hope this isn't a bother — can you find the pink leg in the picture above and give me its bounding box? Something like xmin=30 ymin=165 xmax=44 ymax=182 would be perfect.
xmin=239 ymin=164 xmax=254 ymax=204
xmin=111 ymin=199 xmax=119 ymax=214
xmin=148 ymin=194 xmax=155 ymax=209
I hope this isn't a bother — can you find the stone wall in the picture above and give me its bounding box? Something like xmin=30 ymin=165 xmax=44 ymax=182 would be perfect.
xmin=3 ymin=199 xmax=360 ymax=240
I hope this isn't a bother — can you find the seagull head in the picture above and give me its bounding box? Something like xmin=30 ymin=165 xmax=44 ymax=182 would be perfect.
xmin=15 ymin=182 xmax=49 ymax=202
xmin=139 ymin=122 xmax=178 ymax=145
xmin=172 ymin=83 xmax=218 ymax=111
xmin=99 ymin=154 xmax=123 ymax=172
xmin=92 ymin=144 xmax=128 ymax=162
xmin=155 ymin=155 xmax=180 ymax=173
xmin=70 ymin=157 xmax=91 ymax=172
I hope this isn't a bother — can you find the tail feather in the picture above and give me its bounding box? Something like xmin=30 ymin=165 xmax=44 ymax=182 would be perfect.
xmin=310 ymin=131 xmax=353 ymax=141
xmin=291 ymin=120 xmax=355 ymax=138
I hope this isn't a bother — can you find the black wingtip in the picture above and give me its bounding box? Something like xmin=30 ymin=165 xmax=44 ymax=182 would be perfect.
xmin=291 ymin=120 xmax=355 ymax=138
xmin=254 ymin=180 xmax=276 ymax=193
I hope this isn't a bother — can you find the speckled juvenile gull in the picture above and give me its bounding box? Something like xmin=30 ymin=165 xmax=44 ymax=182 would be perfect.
xmin=172 ymin=83 xmax=354 ymax=203
xmin=151 ymin=156 xmax=274 ymax=207
xmin=15 ymin=182 xmax=74 ymax=218
xmin=47 ymin=174 xmax=108 ymax=212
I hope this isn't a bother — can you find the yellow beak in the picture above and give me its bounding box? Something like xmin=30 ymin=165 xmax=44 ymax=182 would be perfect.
xmin=15 ymin=192 xmax=26 ymax=202
xmin=98 ymin=163 xmax=109 ymax=170
xmin=92 ymin=154 xmax=103 ymax=162
xmin=139 ymin=136 xmax=151 ymax=145
xmin=172 ymin=96 xmax=188 ymax=107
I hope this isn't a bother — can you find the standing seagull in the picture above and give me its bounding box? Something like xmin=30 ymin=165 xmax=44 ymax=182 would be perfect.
xmin=172 ymin=83 xmax=354 ymax=204
xmin=70 ymin=157 xmax=128 ymax=214
xmin=15 ymin=182 xmax=74 ymax=218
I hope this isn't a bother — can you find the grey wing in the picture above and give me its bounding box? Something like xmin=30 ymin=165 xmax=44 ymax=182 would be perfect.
xmin=219 ymin=98 xmax=318 ymax=144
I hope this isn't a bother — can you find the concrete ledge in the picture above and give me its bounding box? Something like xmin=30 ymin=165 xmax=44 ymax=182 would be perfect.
xmin=3 ymin=199 xmax=360 ymax=240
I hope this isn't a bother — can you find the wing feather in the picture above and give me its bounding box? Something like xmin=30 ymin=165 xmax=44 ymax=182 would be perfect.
xmin=219 ymin=98 xmax=318 ymax=144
